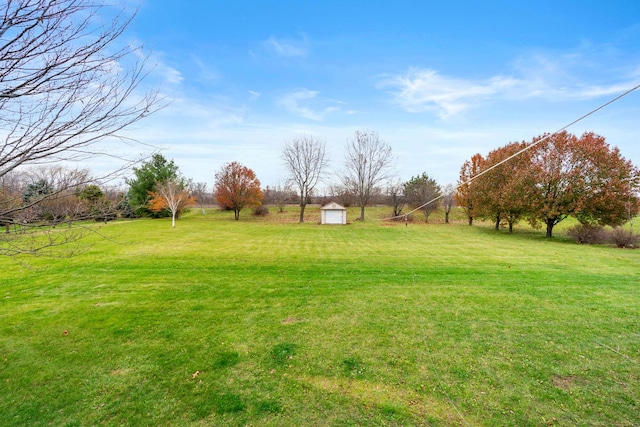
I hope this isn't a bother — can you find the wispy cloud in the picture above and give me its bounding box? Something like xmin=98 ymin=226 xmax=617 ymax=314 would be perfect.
xmin=379 ymin=53 xmax=640 ymax=119
xmin=509 ymin=51 xmax=640 ymax=100
xmin=263 ymin=35 xmax=308 ymax=58
xmin=159 ymin=65 xmax=184 ymax=85
xmin=143 ymin=50 xmax=184 ymax=86
xmin=378 ymin=68 xmax=517 ymax=118
xmin=277 ymin=89 xmax=342 ymax=121
xmin=248 ymin=91 xmax=261 ymax=101
xmin=278 ymin=89 xmax=322 ymax=120
xmin=190 ymin=55 xmax=220 ymax=82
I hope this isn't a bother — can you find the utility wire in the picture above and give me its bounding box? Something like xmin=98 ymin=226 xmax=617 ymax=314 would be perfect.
xmin=384 ymin=82 xmax=640 ymax=221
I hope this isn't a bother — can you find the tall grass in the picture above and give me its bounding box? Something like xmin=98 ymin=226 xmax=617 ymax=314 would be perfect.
xmin=1 ymin=207 xmax=638 ymax=426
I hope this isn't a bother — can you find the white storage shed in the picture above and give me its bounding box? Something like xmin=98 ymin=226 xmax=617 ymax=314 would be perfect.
xmin=320 ymin=202 xmax=347 ymax=224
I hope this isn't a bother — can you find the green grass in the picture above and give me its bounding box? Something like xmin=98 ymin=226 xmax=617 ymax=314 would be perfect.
xmin=1 ymin=207 xmax=639 ymax=426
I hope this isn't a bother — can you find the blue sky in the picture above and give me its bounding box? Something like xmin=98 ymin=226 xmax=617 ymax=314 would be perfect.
xmin=118 ymin=0 xmax=640 ymax=190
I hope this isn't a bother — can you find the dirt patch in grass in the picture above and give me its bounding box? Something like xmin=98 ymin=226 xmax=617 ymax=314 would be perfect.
xmin=551 ymin=375 xmax=581 ymax=390
xmin=110 ymin=368 xmax=134 ymax=376
xmin=281 ymin=317 xmax=303 ymax=325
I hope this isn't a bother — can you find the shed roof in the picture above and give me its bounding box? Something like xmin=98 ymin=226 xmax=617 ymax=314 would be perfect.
xmin=320 ymin=202 xmax=346 ymax=210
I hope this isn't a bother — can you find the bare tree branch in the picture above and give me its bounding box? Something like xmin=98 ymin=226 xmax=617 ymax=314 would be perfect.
xmin=0 ymin=0 xmax=161 ymax=256
xmin=340 ymin=130 xmax=395 ymax=221
xmin=282 ymin=134 xmax=329 ymax=223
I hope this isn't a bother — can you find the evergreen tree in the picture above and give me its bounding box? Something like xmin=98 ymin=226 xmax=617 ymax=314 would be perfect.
xmin=125 ymin=154 xmax=185 ymax=217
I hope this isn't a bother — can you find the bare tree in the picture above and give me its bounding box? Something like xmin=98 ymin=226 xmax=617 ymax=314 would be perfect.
xmin=326 ymin=183 xmax=354 ymax=208
xmin=341 ymin=130 xmax=394 ymax=221
xmin=266 ymin=182 xmax=293 ymax=213
xmin=1 ymin=166 xmax=106 ymax=256
xmin=442 ymin=183 xmax=456 ymax=224
xmin=0 ymin=0 xmax=159 ymax=255
xmin=386 ymin=181 xmax=406 ymax=218
xmin=191 ymin=181 xmax=209 ymax=214
xmin=0 ymin=172 xmax=22 ymax=233
xmin=15 ymin=165 xmax=90 ymax=225
xmin=282 ymin=135 xmax=329 ymax=223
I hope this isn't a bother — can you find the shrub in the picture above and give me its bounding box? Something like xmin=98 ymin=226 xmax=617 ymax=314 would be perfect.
xmin=567 ymin=224 xmax=607 ymax=244
xmin=609 ymin=228 xmax=639 ymax=248
xmin=253 ymin=205 xmax=270 ymax=216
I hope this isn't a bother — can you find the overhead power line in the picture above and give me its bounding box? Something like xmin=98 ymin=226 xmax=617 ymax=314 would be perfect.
xmin=387 ymin=81 xmax=640 ymax=221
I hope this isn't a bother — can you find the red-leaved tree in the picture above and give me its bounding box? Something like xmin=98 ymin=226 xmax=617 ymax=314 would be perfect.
xmin=524 ymin=131 xmax=639 ymax=237
xmin=214 ymin=162 xmax=263 ymax=220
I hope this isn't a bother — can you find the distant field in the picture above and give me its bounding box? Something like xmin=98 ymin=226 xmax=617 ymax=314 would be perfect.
xmin=1 ymin=206 xmax=638 ymax=426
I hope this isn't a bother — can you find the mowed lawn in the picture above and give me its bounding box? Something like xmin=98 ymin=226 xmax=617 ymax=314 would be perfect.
xmin=1 ymin=207 xmax=638 ymax=426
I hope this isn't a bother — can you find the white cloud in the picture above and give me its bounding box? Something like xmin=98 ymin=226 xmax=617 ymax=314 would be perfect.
xmin=190 ymin=55 xmax=220 ymax=82
xmin=248 ymin=90 xmax=261 ymax=101
xmin=277 ymin=89 xmax=342 ymax=121
xmin=378 ymin=68 xmax=517 ymax=118
xmin=263 ymin=36 xmax=308 ymax=57
xmin=142 ymin=50 xmax=184 ymax=86
xmin=159 ymin=65 xmax=184 ymax=85
xmin=379 ymin=63 xmax=640 ymax=119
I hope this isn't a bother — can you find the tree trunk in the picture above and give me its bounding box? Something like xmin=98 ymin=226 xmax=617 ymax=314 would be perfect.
xmin=299 ymin=202 xmax=306 ymax=223
xmin=508 ymin=221 xmax=513 ymax=233
xmin=445 ymin=211 xmax=449 ymax=224
xmin=545 ymin=220 xmax=554 ymax=238
xmin=468 ymin=215 xmax=473 ymax=226
xmin=171 ymin=212 xmax=176 ymax=228
xmin=360 ymin=205 xmax=365 ymax=221
xmin=234 ymin=209 xmax=240 ymax=220
xmin=494 ymin=214 xmax=501 ymax=230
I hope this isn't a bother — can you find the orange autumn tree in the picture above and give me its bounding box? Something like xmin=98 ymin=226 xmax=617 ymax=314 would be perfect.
xmin=473 ymin=141 xmax=530 ymax=232
xmin=214 ymin=162 xmax=263 ymax=220
xmin=148 ymin=180 xmax=195 ymax=227
xmin=455 ymin=153 xmax=484 ymax=225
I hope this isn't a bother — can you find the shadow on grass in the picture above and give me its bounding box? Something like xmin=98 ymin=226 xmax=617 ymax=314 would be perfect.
xmin=212 ymin=351 xmax=240 ymax=369
xmin=194 ymin=391 xmax=246 ymax=419
xmin=254 ymin=399 xmax=282 ymax=414
xmin=343 ymin=356 xmax=367 ymax=379
xmin=269 ymin=343 xmax=297 ymax=366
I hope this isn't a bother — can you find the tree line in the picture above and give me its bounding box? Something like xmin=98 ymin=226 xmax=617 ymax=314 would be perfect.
xmin=2 ymin=128 xmax=638 ymax=237
xmin=118 ymin=128 xmax=639 ymax=240
xmin=455 ymin=131 xmax=639 ymax=237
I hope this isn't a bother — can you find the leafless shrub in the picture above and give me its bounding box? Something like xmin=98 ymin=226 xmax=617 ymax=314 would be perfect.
xmin=609 ymin=228 xmax=639 ymax=248
xmin=567 ymin=224 xmax=607 ymax=245
xmin=253 ymin=205 xmax=270 ymax=217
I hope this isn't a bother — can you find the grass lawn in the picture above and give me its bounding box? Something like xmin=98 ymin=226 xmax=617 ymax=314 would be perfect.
xmin=1 ymin=207 xmax=638 ymax=426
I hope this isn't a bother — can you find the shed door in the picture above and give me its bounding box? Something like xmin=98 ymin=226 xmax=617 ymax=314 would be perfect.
xmin=325 ymin=210 xmax=342 ymax=224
